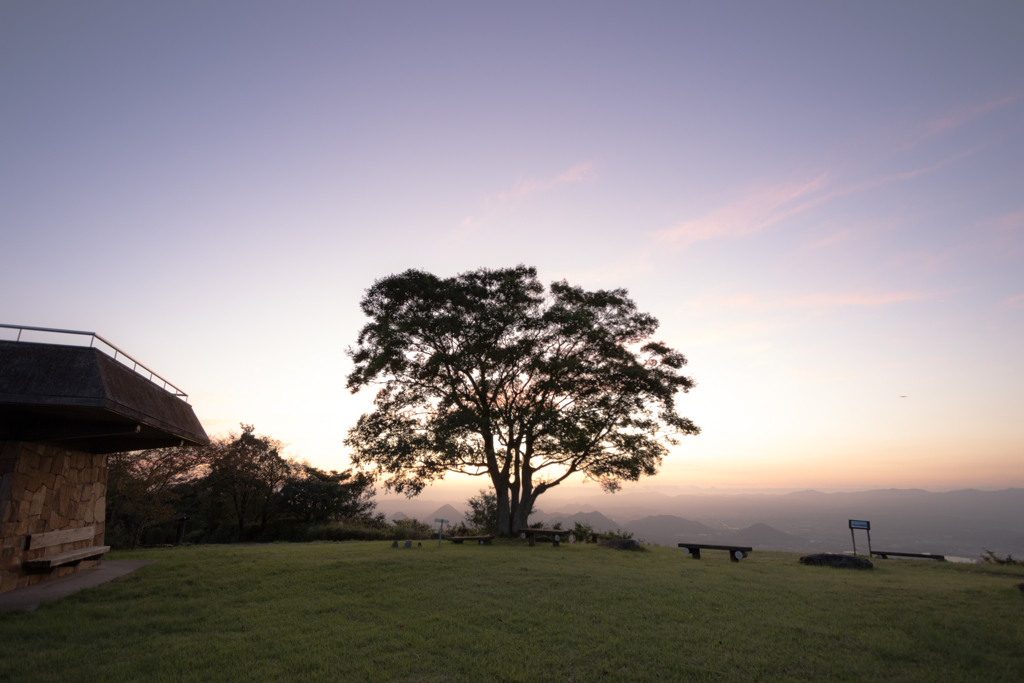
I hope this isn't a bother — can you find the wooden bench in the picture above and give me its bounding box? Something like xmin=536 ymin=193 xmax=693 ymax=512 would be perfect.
xmin=519 ymin=528 xmax=565 ymax=547
xmin=22 ymin=526 xmax=110 ymax=573
xmin=678 ymin=543 xmax=753 ymax=563
xmin=446 ymin=535 xmax=495 ymax=545
xmin=871 ymin=551 xmax=946 ymax=561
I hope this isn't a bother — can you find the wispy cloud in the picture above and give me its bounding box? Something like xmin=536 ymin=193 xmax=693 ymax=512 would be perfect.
xmin=653 ymin=175 xmax=828 ymax=248
xmin=682 ymin=289 xmax=942 ymax=313
xmin=805 ymin=228 xmax=853 ymax=250
xmin=922 ymin=95 xmax=1019 ymax=138
xmin=779 ymin=290 xmax=937 ymax=308
xmin=893 ymin=95 xmax=1020 ymax=152
xmin=654 ymin=149 xmax=980 ymax=251
xmin=456 ymin=161 xmax=598 ymax=235
xmin=488 ymin=161 xmax=597 ymax=205
xmin=1003 ymin=293 xmax=1024 ymax=308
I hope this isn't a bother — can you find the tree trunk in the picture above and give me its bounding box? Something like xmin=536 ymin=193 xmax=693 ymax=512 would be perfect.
xmin=494 ymin=477 xmax=511 ymax=536
xmin=512 ymin=464 xmax=535 ymax=533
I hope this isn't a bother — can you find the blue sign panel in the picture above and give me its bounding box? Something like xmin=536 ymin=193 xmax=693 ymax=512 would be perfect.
xmin=849 ymin=519 xmax=870 ymax=530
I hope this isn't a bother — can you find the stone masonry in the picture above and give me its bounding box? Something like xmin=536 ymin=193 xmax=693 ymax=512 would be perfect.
xmin=0 ymin=440 xmax=106 ymax=594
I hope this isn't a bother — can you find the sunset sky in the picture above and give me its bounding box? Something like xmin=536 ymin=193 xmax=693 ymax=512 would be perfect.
xmin=2 ymin=2 xmax=1022 ymax=496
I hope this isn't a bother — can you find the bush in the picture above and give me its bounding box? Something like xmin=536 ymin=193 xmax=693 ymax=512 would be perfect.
xmin=981 ymin=549 xmax=1024 ymax=566
xmin=465 ymin=489 xmax=497 ymax=535
xmin=571 ymin=522 xmax=596 ymax=544
xmin=299 ymin=516 xmax=434 ymax=543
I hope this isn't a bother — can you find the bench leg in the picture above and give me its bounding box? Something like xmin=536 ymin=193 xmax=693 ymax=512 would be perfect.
xmin=552 ymin=540 xmax=559 ymax=547
xmin=691 ymin=548 xmax=701 ymax=560
xmin=529 ymin=535 xmax=535 ymax=547
xmin=730 ymin=550 xmax=740 ymax=563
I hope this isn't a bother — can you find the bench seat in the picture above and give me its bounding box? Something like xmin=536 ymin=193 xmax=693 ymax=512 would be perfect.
xmin=447 ymin=536 xmax=495 ymax=545
xmin=519 ymin=529 xmax=565 ymax=547
xmin=678 ymin=543 xmax=753 ymax=562
xmin=23 ymin=546 xmax=110 ymax=572
xmin=871 ymin=551 xmax=945 ymax=561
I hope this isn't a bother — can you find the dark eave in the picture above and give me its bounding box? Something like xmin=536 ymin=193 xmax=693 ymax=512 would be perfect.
xmin=0 ymin=340 xmax=209 ymax=453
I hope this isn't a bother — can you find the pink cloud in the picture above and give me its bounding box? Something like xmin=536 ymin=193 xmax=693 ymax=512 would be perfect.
xmin=994 ymin=209 xmax=1024 ymax=239
xmin=1004 ymin=294 xmax=1024 ymax=308
xmin=976 ymin=209 xmax=1024 ymax=256
xmin=806 ymin=228 xmax=853 ymax=250
xmin=655 ymin=149 xmax=980 ymax=251
xmin=922 ymin=95 xmax=1019 ymax=137
xmin=490 ymin=161 xmax=597 ymax=204
xmin=654 ymin=175 xmax=828 ymax=247
xmin=683 ymin=290 xmax=941 ymax=312
xmin=456 ymin=161 xmax=597 ymax=235
xmin=780 ymin=290 xmax=937 ymax=308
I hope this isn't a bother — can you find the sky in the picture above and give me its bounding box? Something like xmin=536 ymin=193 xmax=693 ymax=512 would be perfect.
xmin=2 ymin=2 xmax=1022 ymax=498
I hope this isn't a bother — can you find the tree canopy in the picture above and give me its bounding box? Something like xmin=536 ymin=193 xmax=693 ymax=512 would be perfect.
xmin=344 ymin=265 xmax=700 ymax=535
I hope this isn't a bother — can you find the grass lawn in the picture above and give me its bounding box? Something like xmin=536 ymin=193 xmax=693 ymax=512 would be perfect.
xmin=1 ymin=541 xmax=1023 ymax=682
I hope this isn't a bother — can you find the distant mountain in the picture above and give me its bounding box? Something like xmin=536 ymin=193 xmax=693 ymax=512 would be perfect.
xmin=624 ymin=515 xmax=719 ymax=545
xmin=390 ymin=512 xmax=410 ymax=522
xmin=726 ymin=523 xmax=809 ymax=550
xmin=426 ymin=504 xmax=466 ymax=525
xmin=535 ymin=510 xmax=621 ymax=533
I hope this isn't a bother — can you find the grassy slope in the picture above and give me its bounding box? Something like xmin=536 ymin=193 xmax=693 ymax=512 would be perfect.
xmin=1 ymin=542 xmax=1022 ymax=682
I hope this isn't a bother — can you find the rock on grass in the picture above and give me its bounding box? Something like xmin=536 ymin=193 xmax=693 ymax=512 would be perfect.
xmin=599 ymin=539 xmax=642 ymax=551
xmin=799 ymin=553 xmax=873 ymax=569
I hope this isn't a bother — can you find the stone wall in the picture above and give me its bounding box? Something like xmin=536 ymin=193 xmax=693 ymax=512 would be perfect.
xmin=0 ymin=441 xmax=107 ymax=594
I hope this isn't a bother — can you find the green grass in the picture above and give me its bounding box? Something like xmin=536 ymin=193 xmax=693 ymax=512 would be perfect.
xmin=2 ymin=542 xmax=1023 ymax=682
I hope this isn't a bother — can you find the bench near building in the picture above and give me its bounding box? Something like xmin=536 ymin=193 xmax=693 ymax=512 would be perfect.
xmin=0 ymin=326 xmax=208 ymax=595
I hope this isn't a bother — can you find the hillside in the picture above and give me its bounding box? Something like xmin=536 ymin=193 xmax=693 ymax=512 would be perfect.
xmin=726 ymin=523 xmax=809 ymax=550
xmin=624 ymin=515 xmax=719 ymax=545
xmin=426 ymin=504 xmax=466 ymax=526
xmin=533 ymin=510 xmax=622 ymax=533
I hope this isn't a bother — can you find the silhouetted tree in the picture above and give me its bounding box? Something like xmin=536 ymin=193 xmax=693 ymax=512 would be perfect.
xmin=465 ymin=488 xmax=498 ymax=535
xmin=106 ymin=445 xmax=208 ymax=549
xmin=275 ymin=465 xmax=376 ymax=524
xmin=344 ymin=266 xmax=700 ymax=535
xmin=207 ymin=424 xmax=294 ymax=539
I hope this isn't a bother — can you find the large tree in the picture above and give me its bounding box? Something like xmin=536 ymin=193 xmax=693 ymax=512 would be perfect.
xmin=207 ymin=424 xmax=294 ymax=539
xmin=344 ymin=266 xmax=700 ymax=536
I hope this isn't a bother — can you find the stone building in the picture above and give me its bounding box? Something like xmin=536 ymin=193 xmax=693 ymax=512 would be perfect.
xmin=0 ymin=327 xmax=208 ymax=595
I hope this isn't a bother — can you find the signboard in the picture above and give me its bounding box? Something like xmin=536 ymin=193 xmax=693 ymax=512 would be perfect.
xmin=848 ymin=519 xmax=872 ymax=555
xmin=435 ymin=518 xmax=449 ymax=548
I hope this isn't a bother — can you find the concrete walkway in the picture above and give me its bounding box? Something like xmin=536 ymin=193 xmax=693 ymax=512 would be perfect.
xmin=0 ymin=560 xmax=155 ymax=612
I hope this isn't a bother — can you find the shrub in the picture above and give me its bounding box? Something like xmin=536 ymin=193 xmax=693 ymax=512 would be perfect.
xmin=981 ymin=549 xmax=1024 ymax=566
xmin=571 ymin=522 xmax=596 ymax=544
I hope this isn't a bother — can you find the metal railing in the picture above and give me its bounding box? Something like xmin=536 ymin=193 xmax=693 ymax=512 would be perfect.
xmin=0 ymin=324 xmax=189 ymax=402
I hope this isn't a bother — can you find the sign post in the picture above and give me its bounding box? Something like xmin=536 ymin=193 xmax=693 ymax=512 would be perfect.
xmin=848 ymin=519 xmax=872 ymax=556
xmin=434 ymin=518 xmax=449 ymax=548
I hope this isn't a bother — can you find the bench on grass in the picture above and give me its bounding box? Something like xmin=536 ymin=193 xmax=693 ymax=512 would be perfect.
xmin=678 ymin=543 xmax=753 ymax=563
xmin=446 ymin=535 xmax=495 ymax=545
xmin=871 ymin=551 xmax=946 ymax=561
xmin=22 ymin=526 xmax=110 ymax=573
xmin=518 ymin=528 xmax=565 ymax=547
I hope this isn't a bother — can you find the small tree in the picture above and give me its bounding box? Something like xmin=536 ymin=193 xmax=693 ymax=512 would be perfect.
xmin=106 ymin=445 xmax=208 ymax=549
xmin=345 ymin=266 xmax=700 ymax=535
xmin=465 ymin=488 xmax=498 ymax=534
